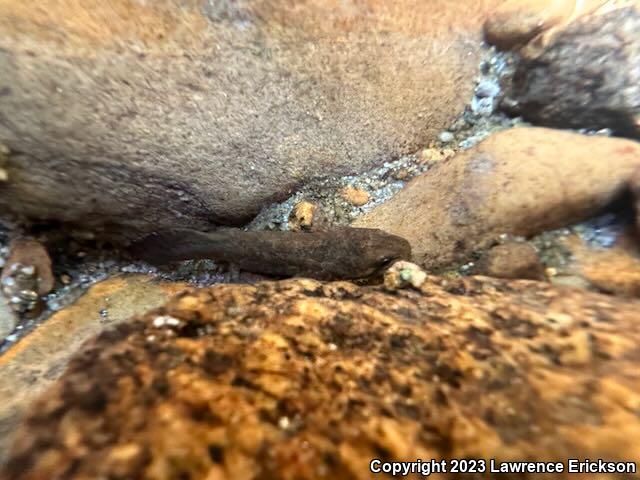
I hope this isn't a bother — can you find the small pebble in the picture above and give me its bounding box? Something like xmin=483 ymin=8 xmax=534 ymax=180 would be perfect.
xmin=340 ymin=186 xmax=370 ymax=207
xmin=289 ymin=201 xmax=318 ymax=232
xmin=438 ymin=131 xmax=455 ymax=143
xmin=475 ymin=79 xmax=500 ymax=99
xmin=278 ymin=416 xmax=291 ymax=430
xmin=152 ymin=315 xmax=182 ymax=328
xmin=384 ymin=261 xmax=427 ymax=291
xmin=19 ymin=265 xmax=35 ymax=277
xmin=9 ymin=296 xmax=22 ymax=304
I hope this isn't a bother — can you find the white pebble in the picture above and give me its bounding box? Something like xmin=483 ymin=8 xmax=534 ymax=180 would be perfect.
xmin=278 ymin=416 xmax=290 ymax=430
xmin=438 ymin=131 xmax=454 ymax=143
xmin=152 ymin=315 xmax=182 ymax=328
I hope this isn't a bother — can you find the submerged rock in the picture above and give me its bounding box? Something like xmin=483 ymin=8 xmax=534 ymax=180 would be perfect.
xmin=0 ymin=274 xmax=189 ymax=463
xmin=0 ymin=0 xmax=500 ymax=235
xmin=475 ymin=241 xmax=545 ymax=280
xmin=355 ymin=127 xmax=640 ymax=270
xmin=3 ymin=276 xmax=640 ymax=479
xmin=506 ymin=6 xmax=640 ymax=137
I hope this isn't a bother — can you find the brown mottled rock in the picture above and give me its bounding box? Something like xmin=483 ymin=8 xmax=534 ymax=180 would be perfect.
xmin=507 ymin=6 xmax=640 ymax=138
xmin=3 ymin=276 xmax=640 ymax=479
xmin=0 ymin=274 xmax=188 ymax=464
xmin=355 ymin=127 xmax=640 ymax=270
xmin=340 ymin=187 xmax=370 ymax=207
xmin=0 ymin=0 xmax=500 ymax=236
xmin=475 ymin=241 xmax=545 ymax=280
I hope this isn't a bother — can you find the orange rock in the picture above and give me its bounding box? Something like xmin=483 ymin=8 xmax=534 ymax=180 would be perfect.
xmin=4 ymin=276 xmax=640 ymax=479
xmin=340 ymin=186 xmax=370 ymax=207
xmin=288 ymin=201 xmax=319 ymax=231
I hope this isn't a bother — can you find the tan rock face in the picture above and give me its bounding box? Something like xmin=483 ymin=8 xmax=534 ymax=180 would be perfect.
xmin=3 ymin=276 xmax=640 ymax=479
xmin=0 ymin=274 xmax=188 ymax=465
xmin=355 ymin=127 xmax=640 ymax=270
xmin=0 ymin=0 xmax=499 ymax=235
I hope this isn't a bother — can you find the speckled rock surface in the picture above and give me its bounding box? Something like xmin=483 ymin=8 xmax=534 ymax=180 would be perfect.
xmin=0 ymin=0 xmax=501 ymax=235
xmin=0 ymin=275 xmax=188 ymax=464
xmin=3 ymin=276 xmax=640 ymax=479
xmin=355 ymin=127 xmax=640 ymax=270
xmin=507 ymin=5 xmax=640 ymax=137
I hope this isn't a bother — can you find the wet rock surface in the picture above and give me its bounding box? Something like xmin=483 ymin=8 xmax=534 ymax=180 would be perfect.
xmin=506 ymin=5 xmax=640 ymax=137
xmin=0 ymin=0 xmax=501 ymax=235
xmin=355 ymin=127 xmax=640 ymax=270
xmin=3 ymin=276 xmax=640 ymax=479
xmin=0 ymin=274 xmax=188 ymax=463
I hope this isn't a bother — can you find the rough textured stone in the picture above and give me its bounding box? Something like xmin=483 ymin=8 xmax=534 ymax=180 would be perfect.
xmin=3 ymin=276 xmax=640 ymax=479
xmin=0 ymin=0 xmax=499 ymax=237
xmin=0 ymin=275 xmax=188 ymax=464
xmin=355 ymin=127 xmax=640 ymax=271
xmin=475 ymin=241 xmax=545 ymax=280
xmin=507 ymin=6 xmax=640 ymax=138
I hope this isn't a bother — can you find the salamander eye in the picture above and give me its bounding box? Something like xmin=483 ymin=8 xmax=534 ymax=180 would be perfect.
xmin=377 ymin=256 xmax=393 ymax=268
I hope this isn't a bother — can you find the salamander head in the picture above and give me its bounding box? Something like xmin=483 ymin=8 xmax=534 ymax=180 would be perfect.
xmin=342 ymin=228 xmax=412 ymax=279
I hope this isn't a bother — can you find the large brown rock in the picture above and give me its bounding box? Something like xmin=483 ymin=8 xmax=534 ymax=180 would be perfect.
xmin=355 ymin=127 xmax=640 ymax=270
xmin=0 ymin=0 xmax=499 ymax=236
xmin=506 ymin=5 xmax=640 ymax=137
xmin=3 ymin=276 xmax=640 ymax=479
